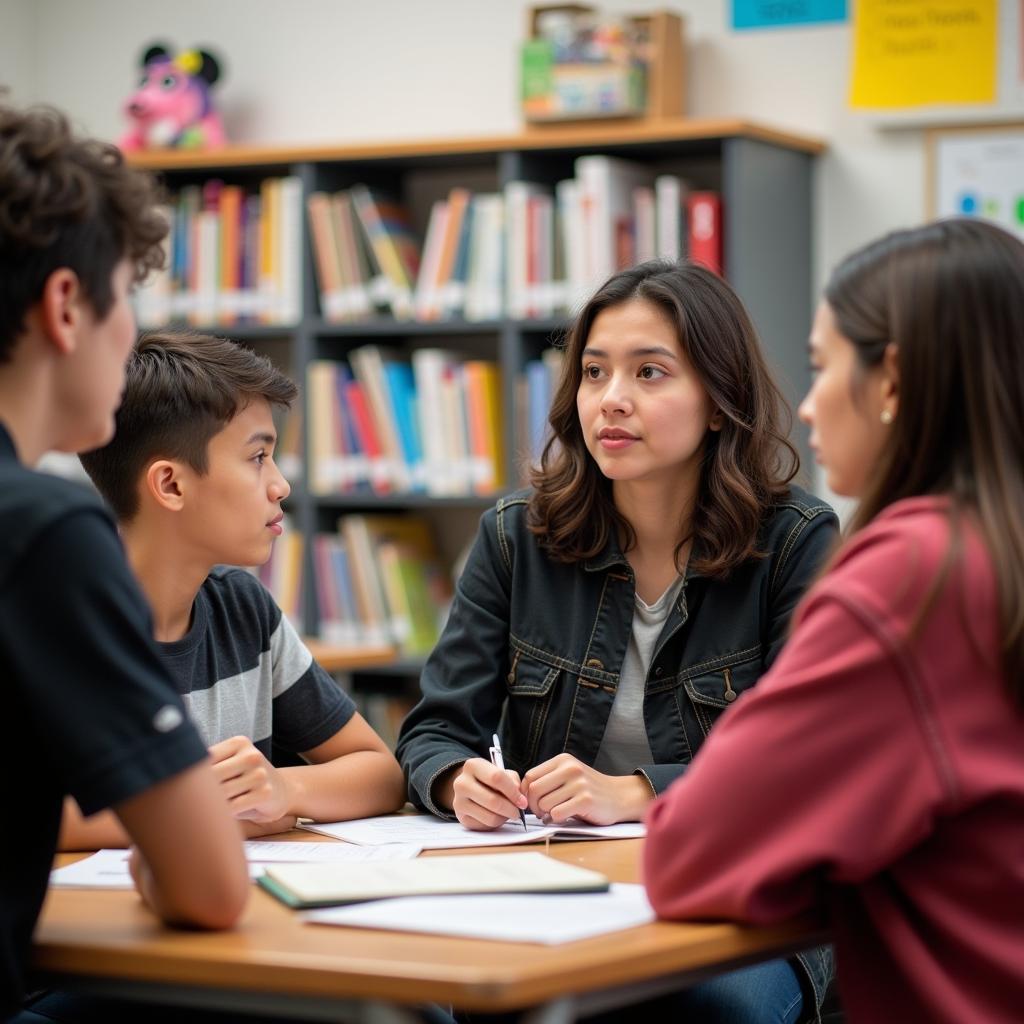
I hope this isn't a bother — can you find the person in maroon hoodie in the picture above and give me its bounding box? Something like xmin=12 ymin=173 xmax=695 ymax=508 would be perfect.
xmin=643 ymin=217 xmax=1024 ymax=1024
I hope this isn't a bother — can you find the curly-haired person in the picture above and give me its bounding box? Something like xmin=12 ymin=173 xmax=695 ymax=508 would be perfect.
xmin=0 ymin=105 xmax=247 ymax=1022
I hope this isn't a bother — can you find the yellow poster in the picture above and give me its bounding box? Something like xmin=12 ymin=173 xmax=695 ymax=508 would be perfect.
xmin=850 ymin=0 xmax=997 ymax=108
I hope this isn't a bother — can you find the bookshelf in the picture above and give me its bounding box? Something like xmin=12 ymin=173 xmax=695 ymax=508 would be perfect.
xmin=128 ymin=118 xmax=824 ymax=683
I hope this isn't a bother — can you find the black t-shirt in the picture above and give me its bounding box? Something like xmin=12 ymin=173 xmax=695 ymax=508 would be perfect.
xmin=0 ymin=425 xmax=208 ymax=1017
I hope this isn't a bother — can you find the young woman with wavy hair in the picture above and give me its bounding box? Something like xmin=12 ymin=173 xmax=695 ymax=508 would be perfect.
xmin=398 ymin=259 xmax=838 ymax=1022
xmin=644 ymin=219 xmax=1024 ymax=1023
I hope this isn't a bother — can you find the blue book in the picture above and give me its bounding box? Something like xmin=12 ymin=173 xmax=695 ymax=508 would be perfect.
xmin=332 ymin=362 xmax=367 ymax=492
xmin=329 ymin=542 xmax=358 ymax=627
xmin=446 ymin=200 xmax=475 ymax=315
xmin=174 ymin=185 xmax=202 ymax=319
xmin=382 ymin=361 xmax=425 ymax=492
xmin=525 ymin=359 xmax=552 ymax=462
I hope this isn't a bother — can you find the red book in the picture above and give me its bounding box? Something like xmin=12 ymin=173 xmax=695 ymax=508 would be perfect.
xmin=686 ymin=192 xmax=723 ymax=276
xmin=526 ymin=194 xmax=540 ymax=320
xmin=343 ymin=378 xmax=390 ymax=495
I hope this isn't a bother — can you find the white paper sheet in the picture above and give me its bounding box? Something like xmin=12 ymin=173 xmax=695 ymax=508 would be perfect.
xmin=241 ymin=840 xmax=423 ymax=862
xmin=300 ymin=813 xmax=645 ymax=849
xmin=304 ymin=882 xmax=655 ymax=944
xmin=50 ymin=841 xmax=422 ymax=890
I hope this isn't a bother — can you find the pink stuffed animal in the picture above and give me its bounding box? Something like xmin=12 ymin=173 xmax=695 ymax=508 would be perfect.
xmin=119 ymin=44 xmax=225 ymax=151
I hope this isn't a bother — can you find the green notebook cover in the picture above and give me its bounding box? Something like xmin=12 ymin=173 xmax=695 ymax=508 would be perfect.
xmin=257 ymin=852 xmax=610 ymax=910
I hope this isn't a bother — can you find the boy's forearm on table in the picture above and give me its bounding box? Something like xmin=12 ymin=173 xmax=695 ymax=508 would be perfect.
xmin=280 ymin=750 xmax=406 ymax=821
xmin=59 ymin=799 xmax=130 ymax=850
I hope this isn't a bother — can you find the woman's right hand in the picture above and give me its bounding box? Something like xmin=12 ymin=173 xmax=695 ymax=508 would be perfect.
xmin=444 ymin=757 xmax=529 ymax=830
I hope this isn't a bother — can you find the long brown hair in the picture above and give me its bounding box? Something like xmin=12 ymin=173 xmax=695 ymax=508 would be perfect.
xmin=528 ymin=259 xmax=798 ymax=578
xmin=826 ymin=218 xmax=1024 ymax=708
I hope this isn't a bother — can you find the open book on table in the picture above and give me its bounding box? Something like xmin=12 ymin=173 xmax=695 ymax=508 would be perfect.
xmin=299 ymin=813 xmax=645 ymax=850
xmin=258 ymin=851 xmax=609 ymax=909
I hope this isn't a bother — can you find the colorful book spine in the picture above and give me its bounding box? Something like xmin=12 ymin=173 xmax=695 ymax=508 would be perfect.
xmin=349 ymin=185 xmax=420 ymax=320
xmin=687 ymin=192 xmax=723 ymax=276
xmin=655 ymin=174 xmax=687 ymax=261
xmin=414 ymin=198 xmax=449 ymax=321
xmin=463 ymin=360 xmax=505 ymax=494
xmin=307 ymin=192 xmax=345 ymax=322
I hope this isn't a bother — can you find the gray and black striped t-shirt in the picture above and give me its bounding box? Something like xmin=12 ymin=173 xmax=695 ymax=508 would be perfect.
xmin=156 ymin=567 xmax=355 ymax=758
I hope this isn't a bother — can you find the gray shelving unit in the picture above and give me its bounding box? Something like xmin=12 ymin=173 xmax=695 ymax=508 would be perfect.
xmin=132 ymin=119 xmax=823 ymax=647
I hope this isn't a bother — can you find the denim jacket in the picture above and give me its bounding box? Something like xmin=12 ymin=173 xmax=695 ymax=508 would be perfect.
xmin=396 ymin=484 xmax=838 ymax=1017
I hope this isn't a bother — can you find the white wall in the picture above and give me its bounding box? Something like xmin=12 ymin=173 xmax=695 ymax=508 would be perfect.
xmin=11 ymin=0 xmax=959 ymax=292
xmin=18 ymin=0 xmax=1024 ymax=283
xmin=17 ymin=2 xmax=933 ymax=282
xmin=0 ymin=0 xmax=36 ymax=104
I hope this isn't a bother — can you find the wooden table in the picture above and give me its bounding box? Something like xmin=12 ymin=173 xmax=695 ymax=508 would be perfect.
xmin=33 ymin=837 xmax=827 ymax=1023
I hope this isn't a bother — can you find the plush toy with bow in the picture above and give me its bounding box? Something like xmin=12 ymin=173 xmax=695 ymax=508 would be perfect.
xmin=119 ymin=43 xmax=225 ymax=151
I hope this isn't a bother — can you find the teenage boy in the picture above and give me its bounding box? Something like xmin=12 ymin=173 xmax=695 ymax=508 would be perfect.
xmin=61 ymin=329 xmax=406 ymax=851
xmin=0 ymin=105 xmax=249 ymax=1021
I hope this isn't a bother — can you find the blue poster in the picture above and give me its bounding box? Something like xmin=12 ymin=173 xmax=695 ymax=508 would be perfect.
xmin=732 ymin=0 xmax=847 ymax=30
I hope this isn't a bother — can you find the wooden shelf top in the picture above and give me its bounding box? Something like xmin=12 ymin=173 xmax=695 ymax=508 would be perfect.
xmin=125 ymin=118 xmax=826 ymax=171
xmin=303 ymin=639 xmax=399 ymax=673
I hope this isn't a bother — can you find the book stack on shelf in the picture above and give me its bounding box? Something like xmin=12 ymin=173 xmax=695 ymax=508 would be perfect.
xmin=306 ymin=156 xmax=722 ymax=325
xmin=307 ymin=347 xmax=504 ymax=498
xmin=256 ymin=515 xmax=304 ymax=629
xmin=518 ymin=347 xmax=565 ymax=470
xmin=136 ymin=176 xmax=304 ymax=328
xmin=307 ymin=185 xmax=420 ymax=322
xmin=127 ymin=120 xmax=822 ymax=690
xmin=313 ymin=514 xmax=452 ymax=656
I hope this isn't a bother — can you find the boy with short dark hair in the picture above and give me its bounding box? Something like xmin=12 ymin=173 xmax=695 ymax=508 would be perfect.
xmin=62 ymin=329 xmax=405 ymax=850
xmin=0 ymin=104 xmax=248 ymax=1020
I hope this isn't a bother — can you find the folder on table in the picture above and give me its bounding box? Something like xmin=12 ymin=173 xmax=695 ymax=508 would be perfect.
xmin=258 ymin=851 xmax=609 ymax=909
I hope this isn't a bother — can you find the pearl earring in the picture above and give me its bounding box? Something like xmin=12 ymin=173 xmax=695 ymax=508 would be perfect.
xmin=880 ymin=409 xmax=894 ymax=425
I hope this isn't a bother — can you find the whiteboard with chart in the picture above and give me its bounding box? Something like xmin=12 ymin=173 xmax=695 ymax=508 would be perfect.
xmin=930 ymin=125 xmax=1024 ymax=242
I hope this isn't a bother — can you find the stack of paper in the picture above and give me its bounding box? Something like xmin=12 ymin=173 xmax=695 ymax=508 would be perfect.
xmin=306 ymin=883 xmax=655 ymax=944
xmin=49 ymin=841 xmax=422 ymax=890
xmin=300 ymin=813 xmax=645 ymax=850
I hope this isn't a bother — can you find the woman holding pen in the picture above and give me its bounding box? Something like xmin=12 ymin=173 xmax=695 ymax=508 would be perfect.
xmin=397 ymin=258 xmax=837 ymax=1022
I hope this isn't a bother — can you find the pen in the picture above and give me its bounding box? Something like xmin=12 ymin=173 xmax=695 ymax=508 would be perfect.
xmin=489 ymin=733 xmax=528 ymax=831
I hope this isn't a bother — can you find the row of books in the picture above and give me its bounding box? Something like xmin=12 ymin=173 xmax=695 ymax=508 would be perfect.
xmin=313 ymin=515 xmax=452 ymax=656
xmin=256 ymin=525 xmax=304 ymax=627
xmin=252 ymin=515 xmax=450 ymax=664
xmin=307 ymin=347 xmax=505 ymax=497
xmin=517 ymin=348 xmax=564 ymax=467
xmin=131 ymin=159 xmax=722 ymax=330
xmin=307 ymin=185 xmax=420 ymax=322
xmin=307 ymin=156 xmax=723 ymax=323
xmin=282 ymin=344 xmax=563 ymax=496
xmin=136 ymin=176 xmax=303 ymax=327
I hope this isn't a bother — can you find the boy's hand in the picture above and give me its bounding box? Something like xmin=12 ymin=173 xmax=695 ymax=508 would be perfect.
xmin=127 ymin=845 xmax=158 ymax=912
xmin=449 ymin=756 xmax=529 ymax=831
xmin=127 ymin=845 xmax=143 ymax=890
xmin=521 ymin=753 xmax=652 ymax=825
xmin=208 ymin=736 xmax=293 ymax=823
xmin=241 ymin=815 xmax=298 ymax=838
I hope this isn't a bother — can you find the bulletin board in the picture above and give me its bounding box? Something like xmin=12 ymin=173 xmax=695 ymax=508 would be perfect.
xmin=927 ymin=123 xmax=1024 ymax=241
xmin=865 ymin=0 xmax=1024 ymax=126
